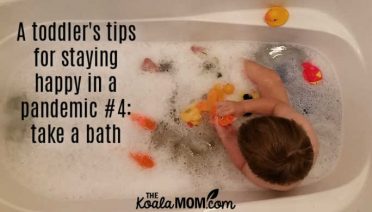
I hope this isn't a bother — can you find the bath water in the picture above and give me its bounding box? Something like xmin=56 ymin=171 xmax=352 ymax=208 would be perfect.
xmin=0 ymin=39 xmax=342 ymax=200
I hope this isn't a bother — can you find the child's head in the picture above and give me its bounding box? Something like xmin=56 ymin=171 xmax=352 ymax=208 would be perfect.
xmin=238 ymin=116 xmax=314 ymax=185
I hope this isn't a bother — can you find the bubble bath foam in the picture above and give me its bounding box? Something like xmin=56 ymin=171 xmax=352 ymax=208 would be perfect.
xmin=0 ymin=40 xmax=341 ymax=200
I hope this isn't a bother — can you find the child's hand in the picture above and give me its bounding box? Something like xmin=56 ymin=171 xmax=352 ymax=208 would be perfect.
xmin=217 ymin=101 xmax=242 ymax=117
xmin=213 ymin=116 xmax=237 ymax=141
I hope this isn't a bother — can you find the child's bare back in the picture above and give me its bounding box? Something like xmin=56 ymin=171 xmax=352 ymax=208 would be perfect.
xmin=214 ymin=59 xmax=319 ymax=191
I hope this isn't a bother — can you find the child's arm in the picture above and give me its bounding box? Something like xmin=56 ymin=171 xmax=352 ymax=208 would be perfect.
xmin=217 ymin=98 xmax=284 ymax=117
xmin=243 ymin=59 xmax=289 ymax=103
xmin=213 ymin=118 xmax=246 ymax=170
xmin=243 ymin=59 xmax=278 ymax=85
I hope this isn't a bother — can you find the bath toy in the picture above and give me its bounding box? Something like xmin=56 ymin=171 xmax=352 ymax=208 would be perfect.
xmin=242 ymin=93 xmax=253 ymax=117
xmin=209 ymin=84 xmax=225 ymax=101
xmin=142 ymin=58 xmax=159 ymax=72
xmin=180 ymin=83 xmax=236 ymax=127
xmin=196 ymin=100 xmax=209 ymax=112
xmin=207 ymin=84 xmax=237 ymax=120
xmin=191 ymin=45 xmax=207 ymax=56
xmin=180 ymin=106 xmax=202 ymax=127
xmin=217 ymin=115 xmax=235 ymax=127
xmin=223 ymin=83 xmax=235 ymax=95
xmin=130 ymin=113 xmax=157 ymax=131
xmin=242 ymin=90 xmax=260 ymax=117
xmin=243 ymin=93 xmax=253 ymax=100
xmin=264 ymin=6 xmax=289 ymax=27
xmin=207 ymin=84 xmax=225 ymax=116
xmin=302 ymin=62 xmax=323 ymax=84
xmin=243 ymin=90 xmax=260 ymax=101
xmin=129 ymin=152 xmax=155 ymax=169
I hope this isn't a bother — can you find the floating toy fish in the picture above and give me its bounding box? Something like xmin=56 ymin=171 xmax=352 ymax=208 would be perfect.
xmin=264 ymin=6 xmax=289 ymax=27
xmin=142 ymin=58 xmax=159 ymax=72
xmin=130 ymin=113 xmax=157 ymax=131
xmin=129 ymin=152 xmax=155 ymax=169
xmin=180 ymin=106 xmax=202 ymax=127
xmin=302 ymin=62 xmax=323 ymax=85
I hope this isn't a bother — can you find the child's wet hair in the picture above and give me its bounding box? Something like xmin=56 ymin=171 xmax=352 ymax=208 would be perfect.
xmin=238 ymin=116 xmax=314 ymax=185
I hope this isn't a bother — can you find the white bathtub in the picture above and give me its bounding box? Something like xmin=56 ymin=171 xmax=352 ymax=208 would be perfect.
xmin=0 ymin=0 xmax=371 ymax=211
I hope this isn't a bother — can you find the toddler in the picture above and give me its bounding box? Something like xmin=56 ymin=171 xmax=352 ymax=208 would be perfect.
xmin=215 ymin=59 xmax=319 ymax=191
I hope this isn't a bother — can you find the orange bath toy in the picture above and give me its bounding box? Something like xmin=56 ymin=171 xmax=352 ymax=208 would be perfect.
xmin=142 ymin=58 xmax=159 ymax=72
xmin=196 ymin=100 xmax=209 ymax=112
xmin=207 ymin=84 xmax=237 ymax=126
xmin=217 ymin=115 xmax=235 ymax=127
xmin=264 ymin=6 xmax=289 ymax=27
xmin=129 ymin=152 xmax=155 ymax=169
xmin=207 ymin=87 xmax=219 ymax=112
xmin=206 ymin=84 xmax=225 ymax=117
xmin=180 ymin=83 xmax=236 ymax=127
xmin=130 ymin=113 xmax=157 ymax=131
xmin=223 ymin=83 xmax=235 ymax=95
xmin=302 ymin=62 xmax=323 ymax=85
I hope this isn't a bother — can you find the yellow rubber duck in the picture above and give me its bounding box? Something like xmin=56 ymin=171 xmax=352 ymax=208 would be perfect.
xmin=180 ymin=106 xmax=202 ymax=127
xmin=223 ymin=83 xmax=235 ymax=95
xmin=180 ymin=83 xmax=236 ymax=127
xmin=265 ymin=6 xmax=289 ymax=27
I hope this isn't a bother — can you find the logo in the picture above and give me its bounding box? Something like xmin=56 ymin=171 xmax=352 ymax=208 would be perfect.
xmin=136 ymin=189 xmax=236 ymax=210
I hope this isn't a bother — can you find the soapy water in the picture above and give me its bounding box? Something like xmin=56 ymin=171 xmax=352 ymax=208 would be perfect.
xmin=0 ymin=40 xmax=341 ymax=200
